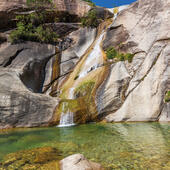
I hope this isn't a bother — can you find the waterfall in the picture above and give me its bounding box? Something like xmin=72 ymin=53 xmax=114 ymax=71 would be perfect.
xmin=58 ymin=88 xmax=75 ymax=127
xmin=79 ymin=32 xmax=105 ymax=78
xmin=58 ymin=31 xmax=106 ymax=127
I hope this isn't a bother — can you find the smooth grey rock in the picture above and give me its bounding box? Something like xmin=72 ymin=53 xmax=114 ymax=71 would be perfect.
xmin=58 ymin=27 xmax=96 ymax=87
xmin=102 ymin=0 xmax=170 ymax=122
xmin=106 ymin=44 xmax=170 ymax=122
xmin=60 ymin=154 xmax=104 ymax=170
xmin=97 ymin=62 xmax=131 ymax=119
xmin=159 ymin=103 xmax=170 ymax=122
xmin=0 ymin=68 xmax=57 ymax=129
xmin=0 ymin=42 xmax=56 ymax=93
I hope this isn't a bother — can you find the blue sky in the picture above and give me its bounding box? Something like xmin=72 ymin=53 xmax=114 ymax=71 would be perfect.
xmin=91 ymin=0 xmax=137 ymax=8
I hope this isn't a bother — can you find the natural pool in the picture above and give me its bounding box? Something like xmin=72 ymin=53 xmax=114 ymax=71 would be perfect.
xmin=0 ymin=122 xmax=169 ymax=169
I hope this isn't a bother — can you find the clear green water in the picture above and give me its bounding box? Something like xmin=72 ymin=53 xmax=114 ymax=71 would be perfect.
xmin=0 ymin=122 xmax=170 ymax=169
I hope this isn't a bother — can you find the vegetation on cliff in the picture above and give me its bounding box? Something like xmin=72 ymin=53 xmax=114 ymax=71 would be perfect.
xmin=81 ymin=9 xmax=100 ymax=27
xmin=10 ymin=12 xmax=59 ymax=44
xmin=82 ymin=0 xmax=95 ymax=7
xmin=165 ymin=91 xmax=170 ymax=102
xmin=106 ymin=47 xmax=134 ymax=63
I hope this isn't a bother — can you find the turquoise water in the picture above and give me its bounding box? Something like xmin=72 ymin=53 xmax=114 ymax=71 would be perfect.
xmin=0 ymin=122 xmax=169 ymax=169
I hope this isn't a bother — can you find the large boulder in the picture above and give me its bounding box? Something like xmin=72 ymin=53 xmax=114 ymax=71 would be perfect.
xmin=0 ymin=68 xmax=57 ymax=129
xmin=99 ymin=0 xmax=170 ymax=122
xmin=60 ymin=154 xmax=104 ymax=170
xmin=0 ymin=41 xmax=59 ymax=129
xmin=0 ymin=41 xmax=56 ymax=93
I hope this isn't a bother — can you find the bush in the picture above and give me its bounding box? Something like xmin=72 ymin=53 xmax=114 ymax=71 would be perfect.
xmin=10 ymin=12 xmax=59 ymax=44
xmin=106 ymin=47 xmax=134 ymax=63
xmin=81 ymin=9 xmax=99 ymax=28
xmin=106 ymin=47 xmax=117 ymax=59
xmin=82 ymin=0 xmax=95 ymax=7
xmin=165 ymin=91 xmax=170 ymax=103
xmin=124 ymin=53 xmax=134 ymax=63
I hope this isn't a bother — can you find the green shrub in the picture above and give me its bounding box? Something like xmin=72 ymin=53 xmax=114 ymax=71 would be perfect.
xmin=82 ymin=0 xmax=95 ymax=7
xmin=81 ymin=9 xmax=99 ymax=28
xmin=106 ymin=47 xmax=117 ymax=59
xmin=105 ymin=47 xmax=134 ymax=63
xmin=10 ymin=12 xmax=58 ymax=44
xmin=124 ymin=53 xmax=134 ymax=63
xmin=165 ymin=91 xmax=170 ymax=102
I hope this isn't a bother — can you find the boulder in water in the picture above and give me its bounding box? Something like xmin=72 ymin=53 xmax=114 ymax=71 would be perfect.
xmin=60 ymin=154 xmax=104 ymax=170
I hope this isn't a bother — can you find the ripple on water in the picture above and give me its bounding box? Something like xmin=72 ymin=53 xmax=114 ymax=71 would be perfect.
xmin=0 ymin=122 xmax=169 ymax=169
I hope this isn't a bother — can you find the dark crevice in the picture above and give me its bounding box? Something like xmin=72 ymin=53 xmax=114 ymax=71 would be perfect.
xmin=42 ymin=71 xmax=72 ymax=94
xmin=3 ymin=48 xmax=25 ymax=67
xmin=109 ymin=24 xmax=123 ymax=30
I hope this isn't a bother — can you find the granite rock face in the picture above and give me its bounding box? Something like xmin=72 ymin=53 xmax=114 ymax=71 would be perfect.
xmin=0 ymin=42 xmax=59 ymax=129
xmin=53 ymin=0 xmax=91 ymax=17
xmin=60 ymin=154 xmax=104 ymax=170
xmin=58 ymin=27 xmax=96 ymax=88
xmin=0 ymin=0 xmax=91 ymax=30
xmin=0 ymin=42 xmax=56 ymax=93
xmin=99 ymin=0 xmax=170 ymax=122
xmin=0 ymin=68 xmax=57 ymax=129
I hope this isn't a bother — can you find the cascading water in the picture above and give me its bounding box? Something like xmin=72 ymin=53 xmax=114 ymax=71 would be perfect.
xmin=58 ymin=5 xmax=129 ymax=127
xmin=79 ymin=32 xmax=105 ymax=78
xmin=58 ymin=88 xmax=75 ymax=127
xmin=58 ymin=31 xmax=106 ymax=128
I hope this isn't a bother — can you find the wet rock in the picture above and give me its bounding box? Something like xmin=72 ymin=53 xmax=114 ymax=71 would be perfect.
xmin=60 ymin=154 xmax=104 ymax=170
xmin=58 ymin=27 xmax=96 ymax=87
xmin=159 ymin=103 xmax=170 ymax=122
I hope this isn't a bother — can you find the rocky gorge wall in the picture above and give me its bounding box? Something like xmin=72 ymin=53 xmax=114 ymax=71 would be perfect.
xmin=0 ymin=0 xmax=169 ymax=129
xmin=98 ymin=0 xmax=170 ymax=122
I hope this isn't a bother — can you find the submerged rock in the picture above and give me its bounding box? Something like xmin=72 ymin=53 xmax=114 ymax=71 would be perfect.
xmin=1 ymin=147 xmax=61 ymax=170
xmin=60 ymin=154 xmax=104 ymax=170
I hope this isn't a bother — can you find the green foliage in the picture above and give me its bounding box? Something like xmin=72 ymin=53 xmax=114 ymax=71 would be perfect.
xmin=82 ymin=0 xmax=95 ymax=7
xmin=74 ymin=81 xmax=95 ymax=98
xmin=124 ymin=53 xmax=134 ymax=63
xmin=165 ymin=91 xmax=170 ymax=102
xmin=81 ymin=9 xmax=99 ymax=28
xmin=106 ymin=47 xmax=117 ymax=59
xmin=10 ymin=12 xmax=58 ymax=44
xmin=106 ymin=47 xmax=134 ymax=63
xmin=26 ymin=0 xmax=52 ymax=5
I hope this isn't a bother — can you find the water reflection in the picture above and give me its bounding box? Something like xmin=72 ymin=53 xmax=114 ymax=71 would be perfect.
xmin=0 ymin=122 xmax=169 ymax=169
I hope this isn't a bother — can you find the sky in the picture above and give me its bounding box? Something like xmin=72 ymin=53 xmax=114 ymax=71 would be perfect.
xmin=91 ymin=0 xmax=137 ymax=8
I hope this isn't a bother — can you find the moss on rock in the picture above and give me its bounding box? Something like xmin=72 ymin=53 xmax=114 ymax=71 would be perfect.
xmin=165 ymin=91 xmax=170 ymax=102
xmin=106 ymin=47 xmax=134 ymax=63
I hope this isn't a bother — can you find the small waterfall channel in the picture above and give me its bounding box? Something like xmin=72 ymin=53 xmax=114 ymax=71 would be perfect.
xmin=58 ymin=6 xmax=128 ymax=127
xmin=57 ymin=88 xmax=75 ymax=127
xmin=58 ymin=31 xmax=106 ymax=127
